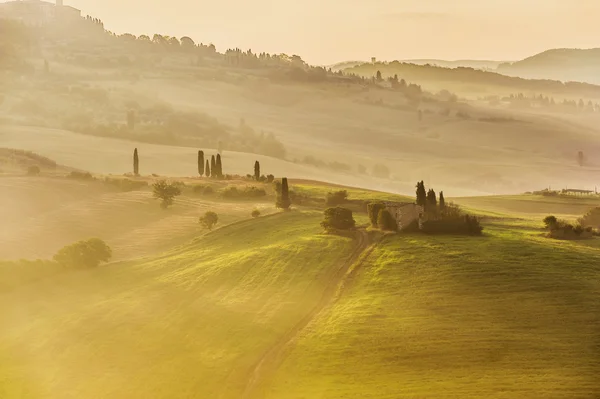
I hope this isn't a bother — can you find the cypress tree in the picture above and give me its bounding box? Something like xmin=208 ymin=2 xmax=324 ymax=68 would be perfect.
xmin=276 ymin=177 xmax=291 ymax=210
xmin=198 ymin=151 xmax=204 ymax=176
xmin=210 ymin=155 xmax=216 ymax=178
xmin=133 ymin=148 xmax=139 ymax=176
xmin=205 ymin=160 xmax=210 ymax=178
xmin=416 ymin=181 xmax=426 ymax=207
xmin=427 ymin=189 xmax=437 ymax=209
xmin=439 ymin=191 xmax=446 ymax=209
xmin=254 ymin=161 xmax=260 ymax=181
xmin=216 ymin=154 xmax=223 ymax=178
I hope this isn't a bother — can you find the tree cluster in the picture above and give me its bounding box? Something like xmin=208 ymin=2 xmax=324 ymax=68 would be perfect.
xmin=321 ymin=207 xmax=356 ymax=232
xmin=53 ymin=238 xmax=112 ymax=268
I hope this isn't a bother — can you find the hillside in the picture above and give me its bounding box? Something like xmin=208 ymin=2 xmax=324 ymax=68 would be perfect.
xmin=498 ymin=48 xmax=600 ymax=85
xmin=2 ymin=180 xmax=600 ymax=398
xmin=0 ymin=211 xmax=357 ymax=398
xmin=401 ymin=59 xmax=505 ymax=70
xmin=2 ymin=22 xmax=600 ymax=195
xmin=344 ymin=61 xmax=600 ymax=99
xmin=263 ymin=220 xmax=600 ymax=398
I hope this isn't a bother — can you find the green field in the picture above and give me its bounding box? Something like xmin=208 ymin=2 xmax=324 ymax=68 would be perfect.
xmin=0 ymin=211 xmax=355 ymax=398
xmin=2 ymin=169 xmax=600 ymax=398
xmin=263 ymin=219 xmax=600 ymax=399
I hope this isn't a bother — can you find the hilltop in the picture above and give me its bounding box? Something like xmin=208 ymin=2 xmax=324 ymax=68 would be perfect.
xmin=498 ymin=48 xmax=600 ymax=84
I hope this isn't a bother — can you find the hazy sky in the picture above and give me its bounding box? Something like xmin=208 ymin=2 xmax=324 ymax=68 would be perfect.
xmin=9 ymin=0 xmax=600 ymax=64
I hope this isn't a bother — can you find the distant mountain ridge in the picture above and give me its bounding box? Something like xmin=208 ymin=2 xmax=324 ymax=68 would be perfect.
xmin=498 ymin=48 xmax=600 ymax=84
xmin=332 ymin=48 xmax=600 ymax=85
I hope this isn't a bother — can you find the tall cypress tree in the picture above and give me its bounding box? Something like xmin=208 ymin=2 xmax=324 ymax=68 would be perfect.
xmin=210 ymin=155 xmax=216 ymax=178
xmin=439 ymin=191 xmax=446 ymax=209
xmin=254 ymin=161 xmax=260 ymax=181
xmin=427 ymin=189 xmax=437 ymax=208
xmin=133 ymin=148 xmax=139 ymax=176
xmin=205 ymin=160 xmax=210 ymax=178
xmin=198 ymin=150 xmax=204 ymax=176
xmin=276 ymin=177 xmax=291 ymax=210
xmin=416 ymin=181 xmax=426 ymax=207
xmin=216 ymin=154 xmax=223 ymax=178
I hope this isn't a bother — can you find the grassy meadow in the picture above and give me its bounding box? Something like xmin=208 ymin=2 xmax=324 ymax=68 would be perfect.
xmin=263 ymin=218 xmax=600 ymax=399
xmin=2 ymin=168 xmax=600 ymax=398
xmin=0 ymin=211 xmax=355 ymax=399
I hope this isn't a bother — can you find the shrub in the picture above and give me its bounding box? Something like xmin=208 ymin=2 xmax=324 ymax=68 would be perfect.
xmin=68 ymin=170 xmax=94 ymax=180
xmin=27 ymin=165 xmax=40 ymax=176
xmin=367 ymin=202 xmax=386 ymax=227
xmin=266 ymin=174 xmax=275 ymax=183
xmin=579 ymin=207 xmax=600 ymax=228
xmin=53 ymin=238 xmax=112 ymax=268
xmin=152 ymin=180 xmax=182 ymax=209
xmin=193 ymin=184 xmax=215 ymax=195
xmin=377 ymin=209 xmax=398 ymax=231
xmin=251 ymin=209 xmax=261 ymax=218
xmin=321 ymin=207 xmax=356 ymax=231
xmin=326 ymin=190 xmax=348 ymax=206
xmin=543 ymin=215 xmax=558 ymax=230
xmin=420 ymin=215 xmax=483 ymax=236
xmin=200 ymin=211 xmax=218 ymax=230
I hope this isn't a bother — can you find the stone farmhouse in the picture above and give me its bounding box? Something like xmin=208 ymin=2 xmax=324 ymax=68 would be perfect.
xmin=384 ymin=202 xmax=424 ymax=230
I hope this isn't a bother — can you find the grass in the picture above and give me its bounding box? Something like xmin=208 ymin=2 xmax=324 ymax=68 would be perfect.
xmin=291 ymin=182 xmax=413 ymax=203
xmin=0 ymin=211 xmax=355 ymax=399
xmin=0 ymin=175 xmax=276 ymax=260
xmin=3 ymin=173 xmax=600 ymax=398
xmin=455 ymin=194 xmax=600 ymax=220
xmin=264 ymin=219 xmax=600 ymax=399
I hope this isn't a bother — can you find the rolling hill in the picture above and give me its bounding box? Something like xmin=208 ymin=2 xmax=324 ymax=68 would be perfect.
xmin=498 ymin=48 xmax=600 ymax=85
xmin=2 ymin=179 xmax=600 ymax=398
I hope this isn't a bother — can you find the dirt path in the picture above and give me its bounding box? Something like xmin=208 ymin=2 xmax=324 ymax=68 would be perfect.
xmin=240 ymin=228 xmax=373 ymax=399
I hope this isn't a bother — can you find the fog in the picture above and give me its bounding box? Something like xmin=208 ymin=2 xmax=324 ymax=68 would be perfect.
xmin=47 ymin=0 xmax=600 ymax=64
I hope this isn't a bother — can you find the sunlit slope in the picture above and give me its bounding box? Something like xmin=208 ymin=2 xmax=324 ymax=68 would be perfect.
xmin=454 ymin=194 xmax=600 ymax=219
xmin=264 ymin=222 xmax=600 ymax=399
xmin=0 ymin=211 xmax=354 ymax=399
xmin=0 ymin=176 xmax=273 ymax=260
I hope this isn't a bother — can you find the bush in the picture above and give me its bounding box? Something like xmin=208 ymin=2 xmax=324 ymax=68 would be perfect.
xmin=68 ymin=170 xmax=94 ymax=180
xmin=420 ymin=215 xmax=483 ymax=236
xmin=266 ymin=174 xmax=275 ymax=183
xmin=193 ymin=184 xmax=215 ymax=195
xmin=367 ymin=202 xmax=386 ymax=227
xmin=543 ymin=215 xmax=558 ymax=229
xmin=321 ymin=207 xmax=356 ymax=231
xmin=200 ymin=211 xmax=218 ymax=230
xmin=377 ymin=209 xmax=398 ymax=231
xmin=251 ymin=209 xmax=261 ymax=218
xmin=325 ymin=190 xmax=348 ymax=206
xmin=53 ymin=238 xmax=112 ymax=268
xmin=27 ymin=165 xmax=40 ymax=176
xmin=579 ymin=207 xmax=600 ymax=228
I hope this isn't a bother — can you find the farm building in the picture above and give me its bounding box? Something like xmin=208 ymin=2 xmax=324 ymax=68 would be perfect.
xmin=384 ymin=202 xmax=424 ymax=230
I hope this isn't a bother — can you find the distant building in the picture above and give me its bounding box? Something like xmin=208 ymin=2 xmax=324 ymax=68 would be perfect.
xmin=384 ymin=202 xmax=424 ymax=230
xmin=0 ymin=0 xmax=81 ymax=26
